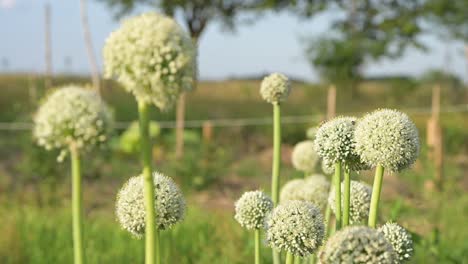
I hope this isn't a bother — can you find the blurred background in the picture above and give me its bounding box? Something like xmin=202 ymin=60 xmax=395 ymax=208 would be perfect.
xmin=0 ymin=0 xmax=467 ymax=263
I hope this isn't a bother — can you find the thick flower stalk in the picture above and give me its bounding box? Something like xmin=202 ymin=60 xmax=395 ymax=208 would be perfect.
xmin=328 ymin=181 xmax=372 ymax=224
xmin=314 ymin=116 xmax=365 ymax=229
xmin=355 ymin=109 xmax=419 ymax=227
xmin=318 ymin=226 xmax=396 ymax=264
xmin=235 ymin=191 xmax=273 ymax=264
xmin=280 ymin=175 xmax=330 ymax=211
xmin=104 ymin=12 xmax=195 ymax=264
xmin=378 ymin=222 xmax=413 ymax=263
xmin=266 ymin=200 xmax=325 ymax=258
xmin=116 ymin=172 xmax=186 ymax=236
xmin=260 ymin=73 xmax=291 ymax=264
xmin=33 ymin=85 xmax=112 ymax=264
xmin=291 ymin=140 xmax=319 ymax=173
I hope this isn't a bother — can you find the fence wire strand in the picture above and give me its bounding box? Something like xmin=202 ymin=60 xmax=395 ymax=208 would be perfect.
xmin=0 ymin=104 xmax=467 ymax=131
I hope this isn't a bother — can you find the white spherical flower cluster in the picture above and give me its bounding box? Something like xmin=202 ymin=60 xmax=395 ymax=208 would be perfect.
xmin=266 ymin=200 xmax=325 ymax=257
xmin=355 ymin=109 xmax=419 ymax=172
xmin=103 ymin=12 xmax=196 ymax=111
xmin=280 ymin=175 xmax=330 ymax=210
xmin=33 ymin=85 xmax=113 ymax=161
xmin=378 ymin=222 xmax=413 ymax=263
xmin=291 ymin=140 xmax=319 ymax=173
xmin=260 ymin=73 xmax=291 ymax=104
xmin=318 ymin=226 xmax=396 ymax=264
xmin=116 ymin=172 xmax=185 ymax=237
xmin=329 ymin=180 xmax=372 ymax=224
xmin=314 ymin=117 xmax=367 ymax=171
xmin=234 ymin=190 xmax=273 ymax=230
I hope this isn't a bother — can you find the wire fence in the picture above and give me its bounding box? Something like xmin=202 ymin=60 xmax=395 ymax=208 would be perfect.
xmin=0 ymin=104 xmax=467 ymax=131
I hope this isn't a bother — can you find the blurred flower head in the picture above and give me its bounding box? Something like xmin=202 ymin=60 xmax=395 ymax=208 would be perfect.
xmin=306 ymin=126 xmax=318 ymax=140
xmin=103 ymin=12 xmax=196 ymax=111
xmin=260 ymin=73 xmax=291 ymax=104
xmin=280 ymin=175 xmax=330 ymax=211
xmin=33 ymin=85 xmax=113 ymax=162
xmin=291 ymin=140 xmax=319 ymax=173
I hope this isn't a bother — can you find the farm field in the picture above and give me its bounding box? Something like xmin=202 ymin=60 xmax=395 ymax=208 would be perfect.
xmin=0 ymin=75 xmax=467 ymax=263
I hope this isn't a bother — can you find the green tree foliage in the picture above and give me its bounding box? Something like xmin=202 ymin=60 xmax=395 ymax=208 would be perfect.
xmin=303 ymin=0 xmax=423 ymax=87
xmin=423 ymin=0 xmax=468 ymax=41
xmin=420 ymin=69 xmax=463 ymax=87
xmin=99 ymin=0 xmax=272 ymax=41
xmin=304 ymin=37 xmax=364 ymax=86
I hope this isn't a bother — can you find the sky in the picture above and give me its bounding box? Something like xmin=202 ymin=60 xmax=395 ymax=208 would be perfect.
xmin=0 ymin=0 xmax=467 ymax=82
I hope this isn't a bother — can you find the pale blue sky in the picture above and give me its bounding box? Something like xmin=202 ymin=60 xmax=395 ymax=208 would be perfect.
xmin=0 ymin=0 xmax=466 ymax=82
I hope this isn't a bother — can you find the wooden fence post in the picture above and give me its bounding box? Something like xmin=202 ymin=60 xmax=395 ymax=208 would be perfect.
xmin=202 ymin=120 xmax=213 ymax=143
xmin=426 ymin=84 xmax=443 ymax=191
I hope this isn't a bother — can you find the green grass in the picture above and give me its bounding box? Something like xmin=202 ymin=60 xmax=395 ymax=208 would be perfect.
xmin=0 ymin=74 xmax=467 ymax=263
xmin=0 ymin=204 xmax=273 ymax=264
xmin=1 ymin=172 xmax=467 ymax=264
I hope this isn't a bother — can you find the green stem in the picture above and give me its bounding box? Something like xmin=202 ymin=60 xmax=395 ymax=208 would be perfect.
xmin=70 ymin=147 xmax=84 ymax=264
xmin=273 ymin=251 xmax=281 ymax=264
xmin=294 ymin=256 xmax=300 ymax=264
xmin=325 ymin=182 xmax=333 ymax=237
xmin=272 ymin=103 xmax=282 ymax=264
xmin=138 ymin=101 xmax=160 ymax=264
xmin=333 ymin=162 xmax=342 ymax=231
xmin=255 ymin=229 xmax=261 ymax=264
xmin=368 ymin=165 xmax=385 ymax=228
xmin=343 ymin=167 xmax=351 ymax=227
xmin=324 ymin=204 xmax=332 ymax=236
xmin=285 ymin=252 xmax=294 ymax=264
xmin=271 ymin=102 xmax=281 ymax=205
xmin=309 ymin=254 xmax=316 ymax=264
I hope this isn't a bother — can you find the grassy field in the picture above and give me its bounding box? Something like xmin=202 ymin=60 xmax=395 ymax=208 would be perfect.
xmin=0 ymin=74 xmax=467 ymax=263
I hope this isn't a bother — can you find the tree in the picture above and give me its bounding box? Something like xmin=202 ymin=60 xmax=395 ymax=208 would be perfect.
xmin=305 ymin=36 xmax=364 ymax=88
xmin=303 ymin=0 xmax=424 ymax=95
xmin=420 ymin=69 xmax=463 ymax=88
xmin=423 ymin=0 xmax=468 ymax=78
xmin=99 ymin=0 xmax=270 ymax=158
xmin=423 ymin=0 xmax=468 ymax=41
